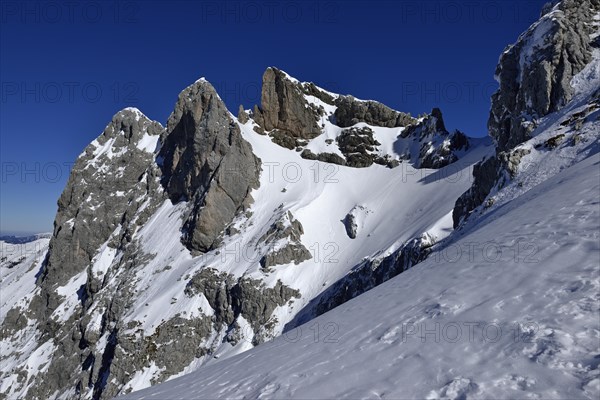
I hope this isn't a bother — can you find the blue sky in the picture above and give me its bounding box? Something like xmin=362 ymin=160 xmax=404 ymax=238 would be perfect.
xmin=0 ymin=0 xmax=548 ymax=235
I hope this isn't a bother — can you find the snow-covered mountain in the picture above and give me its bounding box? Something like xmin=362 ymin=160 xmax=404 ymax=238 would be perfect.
xmin=120 ymin=151 xmax=600 ymax=400
xmin=0 ymin=73 xmax=490 ymax=400
xmin=1 ymin=0 xmax=598 ymax=399
xmin=119 ymin=1 xmax=600 ymax=398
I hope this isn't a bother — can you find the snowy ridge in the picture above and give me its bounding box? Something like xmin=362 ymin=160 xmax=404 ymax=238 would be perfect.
xmin=0 ymin=69 xmax=492 ymax=398
xmin=120 ymin=111 xmax=600 ymax=400
xmin=2 ymin=2 xmax=599 ymax=397
xmin=0 ymin=238 xmax=50 ymax=396
xmin=118 ymin=4 xmax=600 ymax=398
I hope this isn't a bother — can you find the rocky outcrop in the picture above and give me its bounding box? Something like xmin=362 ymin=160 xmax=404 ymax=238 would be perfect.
xmin=287 ymin=233 xmax=435 ymax=327
xmin=398 ymin=108 xmax=471 ymax=169
xmin=237 ymin=105 xmax=249 ymax=124
xmin=452 ymin=156 xmax=503 ymax=228
xmin=185 ymin=268 xmax=301 ymax=345
xmin=334 ymin=95 xmax=415 ymax=128
xmin=40 ymin=108 xmax=165 ymax=311
xmin=300 ymin=127 xmax=402 ymax=169
xmin=342 ymin=212 xmax=358 ymax=239
xmin=454 ymin=0 xmax=600 ymax=228
xmin=337 ymin=127 xmax=381 ymax=168
xmin=252 ymin=67 xmax=323 ymax=140
xmin=160 ymin=79 xmax=261 ymax=253
xmin=452 ymin=147 xmax=533 ymax=228
xmin=257 ymin=210 xmax=312 ymax=271
xmin=341 ymin=205 xmax=371 ymax=239
xmin=300 ymin=149 xmax=346 ymax=165
xmin=489 ymin=0 xmax=599 ymax=152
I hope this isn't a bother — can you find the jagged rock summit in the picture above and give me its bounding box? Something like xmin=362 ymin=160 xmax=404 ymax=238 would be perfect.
xmin=490 ymin=0 xmax=599 ymax=152
xmin=0 ymin=65 xmax=487 ymax=399
xmin=23 ymin=7 xmax=600 ymax=393
xmin=250 ymin=66 xmax=475 ymax=170
xmin=453 ymin=0 xmax=600 ymax=228
xmin=160 ymin=79 xmax=262 ymax=253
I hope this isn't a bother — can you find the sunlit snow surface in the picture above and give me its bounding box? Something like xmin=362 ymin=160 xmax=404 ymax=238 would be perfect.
xmin=120 ymin=35 xmax=600 ymax=400
xmin=4 ymin=20 xmax=600 ymax=397
xmin=120 ymin=140 xmax=600 ymax=400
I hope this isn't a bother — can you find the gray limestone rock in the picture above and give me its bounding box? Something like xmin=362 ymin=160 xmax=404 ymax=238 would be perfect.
xmin=336 ymin=127 xmax=381 ymax=168
xmin=452 ymin=156 xmax=503 ymax=228
xmin=342 ymin=213 xmax=358 ymax=239
xmin=184 ymin=267 xmax=300 ymax=345
xmin=400 ymin=108 xmax=471 ymax=169
xmin=39 ymin=108 xmax=165 ymax=314
xmin=300 ymin=149 xmax=347 ymax=166
xmin=238 ymin=105 xmax=249 ymax=124
xmin=454 ymin=0 xmax=600 ymax=228
xmin=303 ymin=233 xmax=435 ymax=321
xmin=489 ymin=0 xmax=599 ymax=152
xmin=254 ymin=67 xmax=322 ymax=141
xmin=258 ymin=210 xmax=312 ymax=270
xmin=159 ymin=79 xmax=261 ymax=253
xmin=334 ymin=95 xmax=415 ymax=128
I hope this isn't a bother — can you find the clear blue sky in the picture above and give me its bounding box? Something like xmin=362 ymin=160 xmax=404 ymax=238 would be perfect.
xmin=0 ymin=0 xmax=548 ymax=235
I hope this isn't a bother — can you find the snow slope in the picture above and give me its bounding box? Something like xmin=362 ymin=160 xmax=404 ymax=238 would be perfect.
xmin=119 ymin=139 xmax=600 ymax=400
xmin=0 ymin=238 xmax=49 ymax=321
xmin=0 ymin=237 xmax=51 ymax=394
xmin=0 ymin=74 xmax=492 ymax=398
xmin=119 ymin=23 xmax=600 ymax=398
xmin=114 ymin=116 xmax=492 ymax=357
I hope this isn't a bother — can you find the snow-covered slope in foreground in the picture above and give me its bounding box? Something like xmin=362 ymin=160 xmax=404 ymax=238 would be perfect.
xmin=0 ymin=238 xmax=50 ymax=320
xmin=121 ymin=147 xmax=600 ymax=400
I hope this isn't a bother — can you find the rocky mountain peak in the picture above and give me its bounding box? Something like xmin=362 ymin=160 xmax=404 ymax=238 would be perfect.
xmin=333 ymin=95 xmax=415 ymax=128
xmin=252 ymin=66 xmax=324 ymax=139
xmin=42 ymin=108 xmax=164 ymax=291
xmin=430 ymin=107 xmax=446 ymax=132
xmin=489 ymin=0 xmax=599 ymax=152
xmin=160 ymin=78 xmax=261 ymax=253
xmin=249 ymin=68 xmax=472 ymax=170
xmin=454 ymin=0 xmax=600 ymax=228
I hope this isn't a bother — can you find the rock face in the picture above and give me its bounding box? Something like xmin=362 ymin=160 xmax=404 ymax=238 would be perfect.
xmin=337 ymin=127 xmax=380 ymax=167
xmin=0 ymin=81 xmax=268 ymax=399
xmin=341 ymin=205 xmax=371 ymax=239
xmin=300 ymin=148 xmax=347 ymax=165
xmin=185 ymin=268 xmax=301 ymax=345
xmin=252 ymin=67 xmax=323 ymax=140
xmin=452 ymin=156 xmax=502 ymax=228
xmin=237 ymin=105 xmax=249 ymax=124
xmin=454 ymin=0 xmax=600 ymax=228
xmin=3 ymin=108 xmax=169 ymax=399
xmin=40 ymin=108 xmax=165 ymax=311
xmin=334 ymin=95 xmax=415 ymax=128
xmin=342 ymin=213 xmax=358 ymax=239
xmin=397 ymin=108 xmax=471 ymax=169
xmin=258 ymin=210 xmax=312 ymax=271
xmin=251 ymin=68 xmax=471 ymax=172
xmin=160 ymin=79 xmax=261 ymax=253
xmin=489 ymin=0 xmax=599 ymax=152
xmin=336 ymin=127 xmax=390 ymax=168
